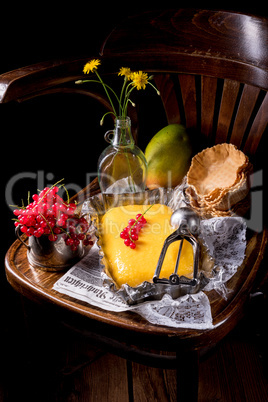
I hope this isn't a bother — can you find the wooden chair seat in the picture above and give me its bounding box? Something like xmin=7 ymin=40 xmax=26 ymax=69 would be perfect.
xmin=3 ymin=9 xmax=268 ymax=401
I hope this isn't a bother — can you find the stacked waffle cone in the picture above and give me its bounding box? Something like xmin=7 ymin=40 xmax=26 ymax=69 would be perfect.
xmin=186 ymin=143 xmax=251 ymax=217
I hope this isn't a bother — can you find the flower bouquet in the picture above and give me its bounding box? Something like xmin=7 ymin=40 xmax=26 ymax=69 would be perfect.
xmin=76 ymin=60 xmax=160 ymax=194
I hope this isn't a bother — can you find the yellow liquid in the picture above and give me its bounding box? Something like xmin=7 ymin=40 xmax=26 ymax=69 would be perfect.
xmin=100 ymin=204 xmax=193 ymax=288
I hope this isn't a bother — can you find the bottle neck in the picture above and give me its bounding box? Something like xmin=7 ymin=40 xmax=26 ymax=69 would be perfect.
xmin=112 ymin=116 xmax=134 ymax=146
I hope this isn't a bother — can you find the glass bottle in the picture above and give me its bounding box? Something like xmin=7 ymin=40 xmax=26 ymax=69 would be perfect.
xmin=97 ymin=117 xmax=148 ymax=194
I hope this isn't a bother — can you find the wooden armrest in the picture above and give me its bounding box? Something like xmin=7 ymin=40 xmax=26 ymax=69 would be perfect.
xmin=0 ymin=57 xmax=92 ymax=103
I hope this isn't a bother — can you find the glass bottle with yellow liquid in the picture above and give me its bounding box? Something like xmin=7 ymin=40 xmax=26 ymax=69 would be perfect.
xmin=97 ymin=117 xmax=148 ymax=194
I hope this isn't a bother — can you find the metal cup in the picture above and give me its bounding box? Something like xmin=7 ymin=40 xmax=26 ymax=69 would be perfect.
xmin=16 ymin=227 xmax=91 ymax=271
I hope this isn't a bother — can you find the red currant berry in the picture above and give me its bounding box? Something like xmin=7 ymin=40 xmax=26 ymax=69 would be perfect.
xmin=124 ymin=238 xmax=131 ymax=246
xmin=120 ymin=230 xmax=129 ymax=239
xmin=59 ymin=204 xmax=67 ymax=212
xmin=73 ymin=239 xmax=80 ymax=247
xmin=40 ymin=220 xmax=47 ymax=228
xmin=66 ymin=206 xmax=75 ymax=215
xmin=48 ymin=234 xmax=58 ymax=242
xmin=129 ymin=242 xmax=136 ymax=249
xmin=33 ymin=230 xmax=42 ymax=238
xmin=52 ymin=186 xmax=59 ymax=194
xmin=65 ymin=238 xmax=74 ymax=246
xmin=26 ymin=227 xmax=34 ymax=236
xmin=37 ymin=227 xmax=45 ymax=236
xmin=32 ymin=194 xmax=39 ymax=202
xmin=136 ymin=214 xmax=146 ymax=224
xmin=77 ymin=217 xmax=89 ymax=233
xmin=83 ymin=239 xmax=93 ymax=246
xmin=47 ymin=218 xmax=55 ymax=228
xmin=131 ymin=233 xmax=138 ymax=241
xmin=52 ymin=203 xmax=60 ymax=214
xmin=131 ymin=227 xmax=138 ymax=235
xmin=56 ymin=219 xmax=65 ymax=227
xmin=36 ymin=215 xmax=43 ymax=223
xmin=13 ymin=209 xmax=21 ymax=216
xmin=68 ymin=225 xmax=76 ymax=233
xmin=19 ymin=216 xmax=28 ymax=225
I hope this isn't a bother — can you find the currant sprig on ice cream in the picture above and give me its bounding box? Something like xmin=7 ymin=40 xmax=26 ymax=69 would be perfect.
xmin=120 ymin=204 xmax=153 ymax=249
xmin=12 ymin=181 xmax=93 ymax=251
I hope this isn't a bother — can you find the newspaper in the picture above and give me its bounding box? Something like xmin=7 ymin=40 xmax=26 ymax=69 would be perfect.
xmin=53 ymin=244 xmax=213 ymax=328
xmin=53 ymin=245 xmax=135 ymax=312
xmin=53 ymin=216 xmax=246 ymax=329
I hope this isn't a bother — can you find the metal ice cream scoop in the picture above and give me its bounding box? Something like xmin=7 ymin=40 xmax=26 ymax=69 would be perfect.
xmin=153 ymin=207 xmax=200 ymax=286
xmin=170 ymin=207 xmax=200 ymax=235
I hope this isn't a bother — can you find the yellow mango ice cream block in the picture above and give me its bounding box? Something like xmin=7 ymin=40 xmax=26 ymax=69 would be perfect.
xmin=99 ymin=204 xmax=194 ymax=288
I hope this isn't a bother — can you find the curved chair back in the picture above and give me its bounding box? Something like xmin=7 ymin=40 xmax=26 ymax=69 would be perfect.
xmin=0 ymin=9 xmax=267 ymax=164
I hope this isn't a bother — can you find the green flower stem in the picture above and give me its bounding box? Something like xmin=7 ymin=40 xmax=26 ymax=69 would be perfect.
xmin=122 ymin=83 xmax=135 ymax=118
xmin=100 ymin=111 xmax=116 ymax=125
xmin=95 ymin=71 xmax=117 ymax=117
xmin=119 ymin=77 xmax=128 ymax=117
xmin=148 ymin=81 xmax=161 ymax=95
xmin=125 ymin=151 xmax=137 ymax=192
xmin=76 ymin=78 xmax=120 ymax=118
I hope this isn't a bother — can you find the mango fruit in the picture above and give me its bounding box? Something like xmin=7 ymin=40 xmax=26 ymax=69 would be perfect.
xmin=145 ymin=124 xmax=192 ymax=189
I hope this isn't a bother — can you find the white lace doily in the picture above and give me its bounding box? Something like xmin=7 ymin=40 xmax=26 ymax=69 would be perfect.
xmin=134 ymin=292 xmax=213 ymax=329
xmin=200 ymin=217 xmax=247 ymax=298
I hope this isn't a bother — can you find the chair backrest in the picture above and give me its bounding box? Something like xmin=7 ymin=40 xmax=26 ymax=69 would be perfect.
xmin=100 ymin=9 xmax=268 ymax=162
xmin=1 ymin=9 xmax=267 ymax=164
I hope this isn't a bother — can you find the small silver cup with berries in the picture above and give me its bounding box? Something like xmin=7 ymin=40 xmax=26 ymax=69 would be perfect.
xmin=16 ymin=227 xmax=94 ymax=271
xmin=14 ymin=182 xmax=95 ymax=271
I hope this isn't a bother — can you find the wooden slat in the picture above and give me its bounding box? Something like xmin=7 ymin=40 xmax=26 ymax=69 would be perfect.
xmin=154 ymin=74 xmax=181 ymax=124
xmin=243 ymin=92 xmax=268 ymax=157
xmin=201 ymin=76 xmax=218 ymax=140
xmin=179 ymin=74 xmax=197 ymax=129
xmin=230 ymin=84 xmax=261 ymax=149
xmin=215 ymin=79 xmax=240 ymax=144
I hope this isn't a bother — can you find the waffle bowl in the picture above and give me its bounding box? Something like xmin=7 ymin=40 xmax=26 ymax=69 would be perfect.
xmin=186 ymin=143 xmax=251 ymax=217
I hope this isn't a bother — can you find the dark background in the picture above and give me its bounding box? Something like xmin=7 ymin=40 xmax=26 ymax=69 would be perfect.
xmin=1 ymin=2 xmax=265 ymax=75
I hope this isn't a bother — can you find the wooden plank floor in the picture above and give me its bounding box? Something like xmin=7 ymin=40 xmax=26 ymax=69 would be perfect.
xmin=1 ymin=286 xmax=267 ymax=401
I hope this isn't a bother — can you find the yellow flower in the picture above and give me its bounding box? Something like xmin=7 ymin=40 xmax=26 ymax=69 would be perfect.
xmin=83 ymin=59 xmax=101 ymax=74
xmin=131 ymin=71 xmax=148 ymax=90
xmin=118 ymin=67 xmax=133 ymax=80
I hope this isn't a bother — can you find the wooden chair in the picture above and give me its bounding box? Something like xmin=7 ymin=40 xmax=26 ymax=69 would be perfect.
xmin=3 ymin=9 xmax=268 ymax=401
